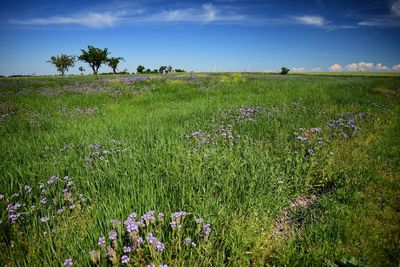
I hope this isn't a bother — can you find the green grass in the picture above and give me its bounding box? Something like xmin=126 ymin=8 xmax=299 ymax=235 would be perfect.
xmin=0 ymin=74 xmax=399 ymax=266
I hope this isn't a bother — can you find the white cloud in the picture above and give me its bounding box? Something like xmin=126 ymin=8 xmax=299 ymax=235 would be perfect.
xmin=293 ymin=15 xmax=326 ymax=26
xmin=9 ymin=12 xmax=123 ymax=28
xmin=345 ymin=62 xmax=374 ymax=72
xmin=392 ymin=64 xmax=400 ymax=71
xmin=376 ymin=63 xmax=390 ymax=71
xmin=292 ymin=67 xmax=305 ymax=72
xmin=329 ymin=64 xmax=342 ymax=72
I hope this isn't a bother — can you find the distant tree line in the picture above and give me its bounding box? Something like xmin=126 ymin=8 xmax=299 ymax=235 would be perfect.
xmin=48 ymin=45 xmax=186 ymax=76
xmin=136 ymin=65 xmax=186 ymax=74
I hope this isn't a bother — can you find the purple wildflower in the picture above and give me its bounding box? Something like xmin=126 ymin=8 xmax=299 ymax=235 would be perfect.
xmin=63 ymin=258 xmax=73 ymax=266
xmin=48 ymin=175 xmax=58 ymax=185
xmin=57 ymin=207 xmax=65 ymax=214
xmin=121 ymin=255 xmax=129 ymax=264
xmin=158 ymin=212 xmax=164 ymax=220
xmin=136 ymin=237 xmax=144 ymax=245
xmin=141 ymin=210 xmax=155 ymax=223
xmin=297 ymin=136 xmax=308 ymax=142
xmin=195 ymin=218 xmax=204 ymax=224
xmin=147 ymin=233 xmax=165 ymax=252
xmin=183 ymin=237 xmax=192 ymax=245
xmin=9 ymin=213 xmax=20 ymax=223
xmin=11 ymin=192 xmax=20 ymax=198
xmin=7 ymin=203 xmax=21 ymax=213
xmin=172 ymin=211 xmax=187 ymax=220
xmin=40 ymin=195 xmax=47 ymax=205
xmin=147 ymin=264 xmax=156 ymax=267
xmin=123 ymin=246 xmax=132 ymax=253
xmin=125 ymin=220 xmax=139 ymax=233
xmin=40 ymin=216 xmax=50 ymax=223
xmin=128 ymin=212 xmax=137 ymax=220
xmin=108 ymin=230 xmax=117 ymax=241
xmin=98 ymin=236 xmax=106 ymax=246
xmin=69 ymin=205 xmax=75 ymax=210
xmin=24 ymin=185 xmax=32 ymax=193
xmin=202 ymin=223 xmax=212 ymax=241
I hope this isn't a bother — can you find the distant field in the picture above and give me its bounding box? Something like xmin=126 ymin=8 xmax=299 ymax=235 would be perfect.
xmin=0 ymin=74 xmax=399 ymax=266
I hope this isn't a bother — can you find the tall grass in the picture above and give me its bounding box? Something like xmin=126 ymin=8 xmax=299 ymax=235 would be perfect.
xmin=0 ymin=74 xmax=399 ymax=266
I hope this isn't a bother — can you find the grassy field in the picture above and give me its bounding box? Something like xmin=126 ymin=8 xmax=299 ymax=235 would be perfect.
xmin=0 ymin=73 xmax=399 ymax=266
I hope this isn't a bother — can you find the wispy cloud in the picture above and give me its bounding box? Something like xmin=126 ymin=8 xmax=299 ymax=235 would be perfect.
xmin=357 ymin=0 xmax=400 ymax=28
xmin=147 ymin=3 xmax=245 ymax=23
xmin=391 ymin=0 xmax=400 ymax=16
xmin=292 ymin=15 xmax=326 ymax=26
xmin=6 ymin=3 xmax=354 ymax=30
xmin=9 ymin=11 xmax=125 ymax=28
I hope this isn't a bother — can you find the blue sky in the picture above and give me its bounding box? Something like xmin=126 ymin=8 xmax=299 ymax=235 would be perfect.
xmin=0 ymin=0 xmax=400 ymax=75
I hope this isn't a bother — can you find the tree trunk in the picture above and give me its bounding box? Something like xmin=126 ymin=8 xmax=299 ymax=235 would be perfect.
xmin=113 ymin=68 xmax=116 ymax=74
xmin=92 ymin=66 xmax=97 ymax=75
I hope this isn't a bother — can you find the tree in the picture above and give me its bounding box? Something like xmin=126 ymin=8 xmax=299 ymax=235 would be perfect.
xmin=159 ymin=66 xmax=167 ymax=74
xmin=137 ymin=65 xmax=145 ymax=73
xmin=280 ymin=67 xmax=290 ymax=75
xmin=107 ymin=57 xmax=125 ymax=74
xmin=78 ymin=45 xmax=109 ymax=75
xmin=167 ymin=65 xmax=173 ymax=73
xmin=47 ymin=54 xmax=75 ymax=76
xmin=78 ymin=67 xmax=85 ymax=75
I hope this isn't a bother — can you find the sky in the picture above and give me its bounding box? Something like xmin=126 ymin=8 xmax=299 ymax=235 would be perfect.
xmin=0 ymin=0 xmax=400 ymax=75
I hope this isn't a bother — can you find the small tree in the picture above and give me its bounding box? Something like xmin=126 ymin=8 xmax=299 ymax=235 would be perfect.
xmin=167 ymin=65 xmax=173 ymax=73
xmin=159 ymin=66 xmax=167 ymax=74
xmin=280 ymin=67 xmax=290 ymax=75
xmin=78 ymin=45 xmax=109 ymax=75
xmin=79 ymin=66 xmax=85 ymax=75
xmin=107 ymin=57 xmax=125 ymax=74
xmin=137 ymin=65 xmax=145 ymax=73
xmin=152 ymin=69 xmax=159 ymax=74
xmin=47 ymin=54 xmax=75 ymax=76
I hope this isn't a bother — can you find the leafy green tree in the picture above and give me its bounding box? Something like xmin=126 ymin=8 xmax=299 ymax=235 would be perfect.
xmin=152 ymin=69 xmax=159 ymax=74
xmin=167 ymin=65 xmax=173 ymax=73
xmin=137 ymin=65 xmax=145 ymax=73
xmin=159 ymin=66 xmax=167 ymax=74
xmin=78 ymin=45 xmax=109 ymax=75
xmin=107 ymin=57 xmax=125 ymax=74
xmin=280 ymin=67 xmax=290 ymax=75
xmin=78 ymin=66 xmax=85 ymax=75
xmin=47 ymin=54 xmax=75 ymax=76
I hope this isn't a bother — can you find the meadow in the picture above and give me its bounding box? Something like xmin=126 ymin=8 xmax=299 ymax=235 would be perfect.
xmin=0 ymin=73 xmax=399 ymax=266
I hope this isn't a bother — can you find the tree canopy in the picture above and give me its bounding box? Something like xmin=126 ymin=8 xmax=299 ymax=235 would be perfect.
xmin=78 ymin=46 xmax=109 ymax=75
xmin=47 ymin=54 xmax=75 ymax=76
xmin=107 ymin=57 xmax=124 ymax=74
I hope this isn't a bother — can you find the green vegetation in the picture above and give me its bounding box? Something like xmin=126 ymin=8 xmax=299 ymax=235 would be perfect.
xmin=107 ymin=57 xmax=125 ymax=74
xmin=280 ymin=67 xmax=290 ymax=75
xmin=47 ymin=54 xmax=76 ymax=76
xmin=0 ymin=73 xmax=399 ymax=266
xmin=78 ymin=46 xmax=110 ymax=75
